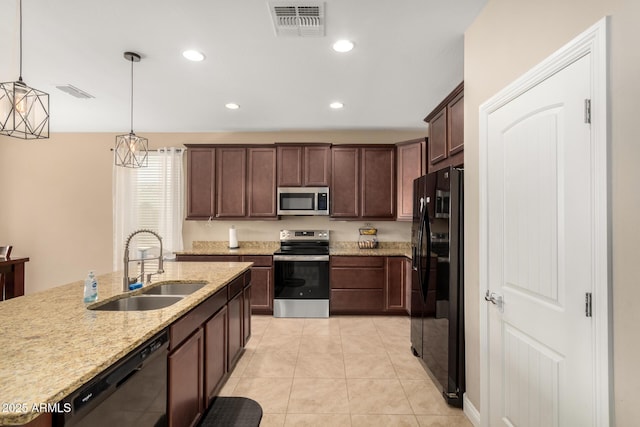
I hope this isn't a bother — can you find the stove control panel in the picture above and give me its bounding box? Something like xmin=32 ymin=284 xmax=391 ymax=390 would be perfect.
xmin=280 ymin=230 xmax=330 ymax=241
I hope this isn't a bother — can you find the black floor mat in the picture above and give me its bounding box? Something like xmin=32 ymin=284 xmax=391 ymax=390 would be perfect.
xmin=198 ymin=397 xmax=263 ymax=427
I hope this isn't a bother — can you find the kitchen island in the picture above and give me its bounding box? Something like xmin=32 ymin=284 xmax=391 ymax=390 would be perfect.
xmin=0 ymin=261 xmax=252 ymax=426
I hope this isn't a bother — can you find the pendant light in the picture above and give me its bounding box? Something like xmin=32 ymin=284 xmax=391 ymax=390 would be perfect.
xmin=0 ymin=0 xmax=50 ymax=139
xmin=114 ymin=52 xmax=148 ymax=168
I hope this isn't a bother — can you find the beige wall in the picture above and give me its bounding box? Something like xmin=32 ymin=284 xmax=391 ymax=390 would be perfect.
xmin=0 ymin=129 xmax=425 ymax=294
xmin=464 ymin=0 xmax=639 ymax=424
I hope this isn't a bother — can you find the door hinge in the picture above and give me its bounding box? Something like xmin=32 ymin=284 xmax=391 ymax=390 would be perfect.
xmin=584 ymin=99 xmax=591 ymax=124
xmin=585 ymin=292 xmax=592 ymax=317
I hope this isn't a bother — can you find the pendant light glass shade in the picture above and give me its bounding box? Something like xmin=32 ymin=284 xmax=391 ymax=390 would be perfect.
xmin=0 ymin=0 xmax=50 ymax=139
xmin=115 ymin=52 xmax=148 ymax=168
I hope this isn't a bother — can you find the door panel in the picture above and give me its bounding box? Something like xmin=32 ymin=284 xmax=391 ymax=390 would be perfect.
xmin=486 ymin=54 xmax=593 ymax=427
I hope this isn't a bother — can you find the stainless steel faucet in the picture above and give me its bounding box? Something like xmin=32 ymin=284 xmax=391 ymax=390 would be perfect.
xmin=123 ymin=229 xmax=164 ymax=291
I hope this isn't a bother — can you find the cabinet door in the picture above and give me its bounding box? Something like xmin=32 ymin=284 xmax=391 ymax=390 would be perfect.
xmin=243 ymin=284 xmax=252 ymax=345
xmin=385 ymin=257 xmax=406 ymax=313
xmin=361 ymin=147 xmax=396 ymax=218
xmin=227 ymin=292 xmax=243 ymax=370
xmin=429 ymin=107 xmax=448 ymax=165
xmin=204 ymin=307 xmax=227 ymax=402
xmin=186 ymin=148 xmax=215 ymax=219
xmin=247 ymin=147 xmax=277 ymax=217
xmin=397 ymin=140 xmax=425 ymax=221
xmin=277 ymin=145 xmax=304 ymax=187
xmin=248 ymin=267 xmax=273 ymax=314
xmin=331 ymin=147 xmax=359 ymax=218
xmin=304 ymin=145 xmax=331 ymax=186
xmin=168 ymin=328 xmax=204 ymax=427
xmin=447 ymin=90 xmax=464 ymax=155
xmin=216 ymin=147 xmax=246 ymax=217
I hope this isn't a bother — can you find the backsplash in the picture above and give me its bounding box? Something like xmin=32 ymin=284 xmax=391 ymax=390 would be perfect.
xmin=182 ymin=217 xmax=411 ymax=248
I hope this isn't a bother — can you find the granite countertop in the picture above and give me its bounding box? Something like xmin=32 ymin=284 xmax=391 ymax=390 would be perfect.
xmin=176 ymin=241 xmax=280 ymax=256
xmin=0 ymin=261 xmax=252 ymax=425
xmin=178 ymin=241 xmax=412 ymax=258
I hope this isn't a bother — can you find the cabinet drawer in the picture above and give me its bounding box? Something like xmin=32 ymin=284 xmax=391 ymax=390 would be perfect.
xmin=331 ymin=256 xmax=385 ymax=268
xmin=170 ymin=288 xmax=227 ymax=350
xmin=242 ymin=255 xmax=273 ymax=267
xmin=227 ymin=275 xmax=244 ymax=299
xmin=330 ymin=268 xmax=385 ymax=289
xmin=330 ymin=289 xmax=384 ymax=312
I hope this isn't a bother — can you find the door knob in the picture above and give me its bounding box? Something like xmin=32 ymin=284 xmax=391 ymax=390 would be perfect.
xmin=484 ymin=290 xmax=504 ymax=312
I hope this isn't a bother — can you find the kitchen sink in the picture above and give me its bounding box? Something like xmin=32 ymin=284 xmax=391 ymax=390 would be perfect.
xmin=141 ymin=282 xmax=207 ymax=296
xmin=89 ymin=295 xmax=184 ymax=311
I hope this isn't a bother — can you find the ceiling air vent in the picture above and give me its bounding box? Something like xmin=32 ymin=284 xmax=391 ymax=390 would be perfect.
xmin=269 ymin=1 xmax=325 ymax=37
xmin=56 ymin=84 xmax=95 ymax=99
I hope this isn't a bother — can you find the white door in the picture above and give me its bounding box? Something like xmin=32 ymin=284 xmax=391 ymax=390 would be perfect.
xmin=485 ymin=53 xmax=595 ymax=426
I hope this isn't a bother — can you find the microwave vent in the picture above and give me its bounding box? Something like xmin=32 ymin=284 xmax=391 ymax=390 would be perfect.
xmin=269 ymin=1 xmax=325 ymax=37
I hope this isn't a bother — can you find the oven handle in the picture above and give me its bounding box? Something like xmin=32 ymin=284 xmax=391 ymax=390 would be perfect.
xmin=273 ymin=255 xmax=330 ymax=262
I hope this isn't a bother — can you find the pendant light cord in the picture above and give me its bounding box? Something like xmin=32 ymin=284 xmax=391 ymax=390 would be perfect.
xmin=130 ymin=55 xmax=134 ymax=134
xmin=18 ymin=0 xmax=23 ymax=82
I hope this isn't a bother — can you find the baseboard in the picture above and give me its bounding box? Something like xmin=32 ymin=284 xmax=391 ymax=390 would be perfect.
xmin=463 ymin=393 xmax=480 ymax=427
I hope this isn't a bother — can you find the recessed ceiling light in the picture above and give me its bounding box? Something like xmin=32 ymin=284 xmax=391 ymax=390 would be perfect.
xmin=225 ymin=103 xmax=240 ymax=110
xmin=329 ymin=102 xmax=344 ymax=109
xmin=182 ymin=50 xmax=205 ymax=61
xmin=332 ymin=40 xmax=354 ymax=53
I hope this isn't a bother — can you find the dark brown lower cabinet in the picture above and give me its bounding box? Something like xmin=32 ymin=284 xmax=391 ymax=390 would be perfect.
xmin=167 ymin=270 xmax=250 ymax=427
xmin=204 ymin=306 xmax=227 ymax=402
xmin=227 ymin=291 xmax=243 ymax=370
xmin=330 ymin=255 xmax=411 ymax=315
xmin=243 ymin=283 xmax=252 ymax=345
xmin=385 ymin=257 xmax=407 ymax=313
xmin=330 ymin=256 xmax=385 ymax=314
xmin=175 ymin=254 xmax=273 ymax=314
xmin=168 ymin=329 xmax=204 ymax=427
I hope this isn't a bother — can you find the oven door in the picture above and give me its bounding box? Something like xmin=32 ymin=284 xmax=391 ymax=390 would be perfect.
xmin=273 ymin=255 xmax=330 ymax=299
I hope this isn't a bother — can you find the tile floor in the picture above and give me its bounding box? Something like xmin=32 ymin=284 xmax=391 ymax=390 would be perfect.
xmin=218 ymin=315 xmax=472 ymax=427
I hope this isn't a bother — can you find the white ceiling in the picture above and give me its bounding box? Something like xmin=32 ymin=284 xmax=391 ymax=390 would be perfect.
xmin=0 ymin=0 xmax=486 ymax=133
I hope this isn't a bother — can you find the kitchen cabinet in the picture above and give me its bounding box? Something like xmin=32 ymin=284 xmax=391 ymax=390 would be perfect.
xmin=330 ymin=256 xmax=385 ymax=313
xmin=216 ymin=147 xmax=247 ymax=217
xmin=276 ymin=143 xmax=331 ymax=187
xmin=175 ymin=254 xmax=273 ymax=315
xmin=167 ymin=271 xmax=250 ymax=427
xmin=396 ymin=139 xmax=426 ymax=221
xmin=331 ymin=145 xmax=396 ymax=219
xmin=204 ymin=306 xmax=227 ymax=403
xmin=168 ymin=328 xmax=204 ymax=427
xmin=247 ymin=147 xmax=277 ymax=217
xmin=185 ymin=145 xmax=277 ymax=220
xmin=385 ymin=257 xmax=407 ymax=313
xmin=186 ymin=148 xmax=215 ymax=220
xmin=424 ymin=82 xmax=464 ymax=172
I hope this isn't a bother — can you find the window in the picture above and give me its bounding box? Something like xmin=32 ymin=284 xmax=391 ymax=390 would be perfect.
xmin=113 ymin=148 xmax=185 ymax=271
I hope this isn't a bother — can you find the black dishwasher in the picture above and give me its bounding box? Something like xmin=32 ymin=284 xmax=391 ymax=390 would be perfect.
xmin=56 ymin=329 xmax=169 ymax=427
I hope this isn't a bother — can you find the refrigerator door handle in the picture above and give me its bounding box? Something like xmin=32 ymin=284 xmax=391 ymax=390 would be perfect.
xmin=422 ymin=208 xmax=432 ymax=300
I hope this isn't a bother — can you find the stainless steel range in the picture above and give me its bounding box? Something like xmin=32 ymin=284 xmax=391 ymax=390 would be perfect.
xmin=273 ymin=230 xmax=330 ymax=318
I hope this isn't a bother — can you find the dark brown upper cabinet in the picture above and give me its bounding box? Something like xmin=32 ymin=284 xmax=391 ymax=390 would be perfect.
xmin=396 ymin=138 xmax=426 ymax=221
xmin=424 ymin=82 xmax=464 ymax=172
xmin=331 ymin=145 xmax=396 ymax=220
xmin=276 ymin=143 xmax=331 ymax=187
xmin=186 ymin=148 xmax=216 ymax=220
xmin=185 ymin=145 xmax=277 ymax=220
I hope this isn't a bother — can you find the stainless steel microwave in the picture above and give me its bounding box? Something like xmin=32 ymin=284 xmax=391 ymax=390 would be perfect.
xmin=277 ymin=187 xmax=329 ymax=216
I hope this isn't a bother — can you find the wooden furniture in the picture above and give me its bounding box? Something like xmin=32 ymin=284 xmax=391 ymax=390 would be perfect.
xmin=175 ymin=254 xmax=274 ymax=315
xmin=396 ymin=138 xmax=426 ymax=221
xmin=330 ymin=255 xmax=409 ymax=315
xmin=185 ymin=145 xmax=277 ymax=220
xmin=167 ymin=270 xmax=251 ymax=427
xmin=424 ymin=82 xmax=464 ymax=172
xmin=276 ymin=143 xmax=331 ymax=187
xmin=0 ymin=257 xmax=29 ymax=300
xmin=330 ymin=145 xmax=396 ymax=219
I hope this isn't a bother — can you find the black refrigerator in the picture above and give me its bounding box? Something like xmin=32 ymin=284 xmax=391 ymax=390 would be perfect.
xmin=410 ymin=166 xmax=465 ymax=408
